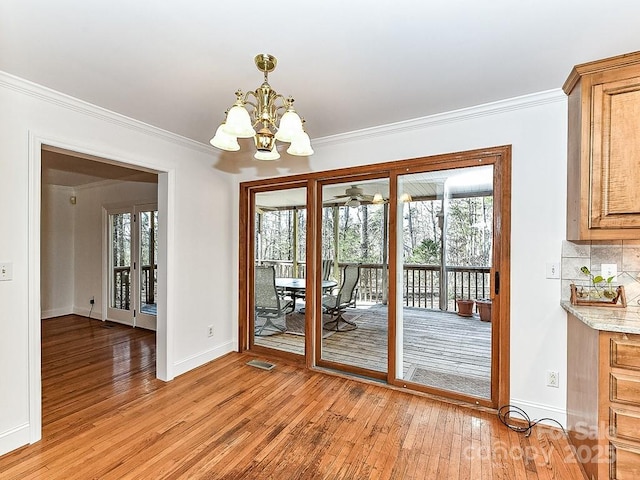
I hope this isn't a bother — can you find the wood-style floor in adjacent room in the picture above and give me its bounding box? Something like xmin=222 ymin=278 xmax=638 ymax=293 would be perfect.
xmin=0 ymin=315 xmax=585 ymax=479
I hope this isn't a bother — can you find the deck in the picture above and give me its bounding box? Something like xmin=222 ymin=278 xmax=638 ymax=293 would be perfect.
xmin=256 ymin=303 xmax=492 ymax=398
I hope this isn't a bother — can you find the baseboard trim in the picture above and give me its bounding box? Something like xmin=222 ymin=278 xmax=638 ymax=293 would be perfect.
xmin=173 ymin=342 xmax=235 ymax=378
xmin=41 ymin=307 xmax=73 ymax=319
xmin=0 ymin=423 xmax=30 ymax=457
xmin=73 ymin=306 xmax=103 ymax=320
xmin=508 ymin=398 xmax=567 ymax=428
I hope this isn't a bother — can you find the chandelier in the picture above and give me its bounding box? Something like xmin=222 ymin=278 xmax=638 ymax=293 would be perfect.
xmin=210 ymin=54 xmax=313 ymax=160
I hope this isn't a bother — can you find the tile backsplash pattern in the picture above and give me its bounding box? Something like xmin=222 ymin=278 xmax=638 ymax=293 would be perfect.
xmin=561 ymin=240 xmax=640 ymax=304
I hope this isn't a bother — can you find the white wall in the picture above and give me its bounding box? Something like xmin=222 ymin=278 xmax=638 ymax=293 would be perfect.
xmin=235 ymin=90 xmax=569 ymax=424
xmin=0 ymin=72 xmax=236 ymax=455
xmin=0 ymin=67 xmax=570 ymax=456
xmin=40 ymin=180 xmax=158 ymax=321
xmin=72 ymin=180 xmax=158 ymax=318
xmin=41 ymin=185 xmax=75 ymax=318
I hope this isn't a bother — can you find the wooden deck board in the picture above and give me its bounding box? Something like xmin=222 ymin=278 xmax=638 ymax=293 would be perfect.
xmin=257 ymin=304 xmax=492 ymax=396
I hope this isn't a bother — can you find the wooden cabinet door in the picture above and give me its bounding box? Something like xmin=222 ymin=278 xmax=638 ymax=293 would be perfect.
xmin=591 ymin=76 xmax=640 ymax=229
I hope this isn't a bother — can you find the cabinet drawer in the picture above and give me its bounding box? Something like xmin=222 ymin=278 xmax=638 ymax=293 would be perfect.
xmin=610 ymin=441 xmax=640 ymax=480
xmin=610 ymin=408 xmax=640 ymax=442
xmin=611 ymin=339 xmax=640 ymax=371
xmin=611 ymin=373 xmax=640 ymax=405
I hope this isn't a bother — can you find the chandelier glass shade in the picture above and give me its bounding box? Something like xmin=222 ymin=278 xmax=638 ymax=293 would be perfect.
xmin=210 ymin=123 xmax=240 ymax=151
xmin=210 ymin=54 xmax=314 ymax=160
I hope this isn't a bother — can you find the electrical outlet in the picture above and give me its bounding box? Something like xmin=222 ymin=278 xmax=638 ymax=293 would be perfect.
xmin=546 ymin=370 xmax=559 ymax=388
xmin=0 ymin=262 xmax=13 ymax=281
xmin=601 ymin=264 xmax=617 ymax=279
xmin=207 ymin=325 xmax=214 ymax=337
xmin=90 ymin=296 xmax=95 ymax=305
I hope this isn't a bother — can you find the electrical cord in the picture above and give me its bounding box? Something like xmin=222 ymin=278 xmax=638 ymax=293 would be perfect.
xmin=497 ymin=405 xmax=566 ymax=437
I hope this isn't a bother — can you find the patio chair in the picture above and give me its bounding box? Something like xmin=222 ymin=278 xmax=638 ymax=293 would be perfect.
xmin=254 ymin=266 xmax=294 ymax=336
xmin=321 ymin=259 xmax=333 ymax=281
xmin=321 ymin=259 xmax=335 ymax=294
xmin=322 ymin=264 xmax=360 ymax=331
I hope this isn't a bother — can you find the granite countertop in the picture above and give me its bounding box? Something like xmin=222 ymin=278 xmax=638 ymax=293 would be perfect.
xmin=562 ymin=300 xmax=640 ymax=334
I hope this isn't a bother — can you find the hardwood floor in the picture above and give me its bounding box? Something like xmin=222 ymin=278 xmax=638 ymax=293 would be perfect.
xmin=0 ymin=315 xmax=585 ymax=479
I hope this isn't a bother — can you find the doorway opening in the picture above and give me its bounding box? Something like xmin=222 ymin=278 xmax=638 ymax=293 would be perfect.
xmin=39 ymin=143 xmax=166 ymax=440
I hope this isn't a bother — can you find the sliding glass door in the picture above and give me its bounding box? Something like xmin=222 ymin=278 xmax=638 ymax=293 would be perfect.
xmin=316 ymin=178 xmax=389 ymax=379
xmin=240 ymin=147 xmax=509 ymax=408
xmin=394 ymin=166 xmax=494 ymax=401
xmin=251 ymin=186 xmax=307 ymax=356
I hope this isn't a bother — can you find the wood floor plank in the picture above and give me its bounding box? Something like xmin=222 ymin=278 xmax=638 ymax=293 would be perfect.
xmin=0 ymin=315 xmax=586 ymax=479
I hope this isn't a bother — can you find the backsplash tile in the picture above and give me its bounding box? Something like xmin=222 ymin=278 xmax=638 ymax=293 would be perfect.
xmin=561 ymin=241 xmax=590 ymax=258
xmin=561 ymin=240 xmax=640 ymax=304
xmin=623 ymin=245 xmax=640 ymax=271
xmin=561 ymin=256 xmax=589 ymax=281
xmin=590 ymin=244 xmax=623 ymax=272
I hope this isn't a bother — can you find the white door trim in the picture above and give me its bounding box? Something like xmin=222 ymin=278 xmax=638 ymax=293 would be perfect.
xmin=29 ymin=132 xmax=175 ymax=445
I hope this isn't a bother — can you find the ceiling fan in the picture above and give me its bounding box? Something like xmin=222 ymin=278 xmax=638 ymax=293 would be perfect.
xmin=327 ymin=185 xmax=375 ymax=207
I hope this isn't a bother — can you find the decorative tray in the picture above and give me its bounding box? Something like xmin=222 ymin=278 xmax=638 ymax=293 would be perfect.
xmin=569 ymin=283 xmax=627 ymax=308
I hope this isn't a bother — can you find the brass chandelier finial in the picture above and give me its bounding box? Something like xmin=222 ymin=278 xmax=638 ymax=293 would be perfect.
xmin=210 ymin=54 xmax=313 ymax=160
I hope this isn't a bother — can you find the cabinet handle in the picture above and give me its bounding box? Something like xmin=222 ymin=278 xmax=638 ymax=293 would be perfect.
xmin=495 ymin=271 xmax=500 ymax=295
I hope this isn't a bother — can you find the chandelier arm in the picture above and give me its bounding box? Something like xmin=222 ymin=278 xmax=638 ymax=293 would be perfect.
xmin=272 ymin=94 xmax=289 ymax=112
xmin=243 ymin=90 xmax=258 ymax=109
xmin=241 ymin=91 xmax=260 ymax=126
xmin=264 ymin=94 xmax=290 ymax=129
xmin=244 ymin=100 xmax=258 ymax=111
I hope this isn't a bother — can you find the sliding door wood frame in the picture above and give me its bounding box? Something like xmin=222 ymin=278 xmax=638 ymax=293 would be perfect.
xmin=387 ymin=147 xmax=511 ymax=409
xmin=314 ymin=172 xmax=392 ymax=382
xmin=239 ymin=180 xmax=308 ymax=360
xmin=239 ymin=145 xmax=511 ymax=409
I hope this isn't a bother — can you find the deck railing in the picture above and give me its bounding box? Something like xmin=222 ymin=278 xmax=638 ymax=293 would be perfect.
xmin=257 ymin=260 xmax=490 ymax=311
xmin=112 ymin=265 xmax=157 ymax=310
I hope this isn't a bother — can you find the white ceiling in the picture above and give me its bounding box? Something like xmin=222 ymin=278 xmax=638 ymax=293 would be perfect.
xmin=2 ymin=0 xmax=640 ymax=147
xmin=41 ymin=149 xmax=158 ymax=187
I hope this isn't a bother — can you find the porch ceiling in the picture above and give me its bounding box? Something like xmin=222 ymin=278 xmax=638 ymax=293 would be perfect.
xmin=255 ymin=166 xmax=493 ymax=209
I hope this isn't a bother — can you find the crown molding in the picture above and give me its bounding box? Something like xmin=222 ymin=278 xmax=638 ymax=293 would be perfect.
xmin=0 ymin=70 xmax=214 ymax=155
xmin=1 ymin=70 xmax=566 ymax=155
xmin=41 ymin=183 xmax=75 ymax=193
xmin=312 ymin=89 xmax=566 ymax=147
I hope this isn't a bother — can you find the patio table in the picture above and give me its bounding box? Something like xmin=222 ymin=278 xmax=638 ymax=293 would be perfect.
xmin=275 ymin=278 xmax=338 ymax=308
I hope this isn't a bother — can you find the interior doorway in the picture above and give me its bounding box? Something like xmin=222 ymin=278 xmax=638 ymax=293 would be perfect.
xmin=37 ymin=142 xmax=168 ymax=442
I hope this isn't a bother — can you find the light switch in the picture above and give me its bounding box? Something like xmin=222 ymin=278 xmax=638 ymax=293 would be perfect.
xmin=546 ymin=262 xmax=560 ymax=279
xmin=0 ymin=262 xmax=13 ymax=281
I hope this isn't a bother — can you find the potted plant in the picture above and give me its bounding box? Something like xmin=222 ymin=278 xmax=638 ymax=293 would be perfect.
xmin=579 ymin=266 xmax=616 ymax=300
xmin=456 ymin=298 xmax=474 ymax=317
xmin=475 ymin=298 xmax=492 ymax=322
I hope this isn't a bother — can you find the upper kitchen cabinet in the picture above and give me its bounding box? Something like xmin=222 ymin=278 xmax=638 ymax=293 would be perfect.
xmin=564 ymin=51 xmax=640 ymax=240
